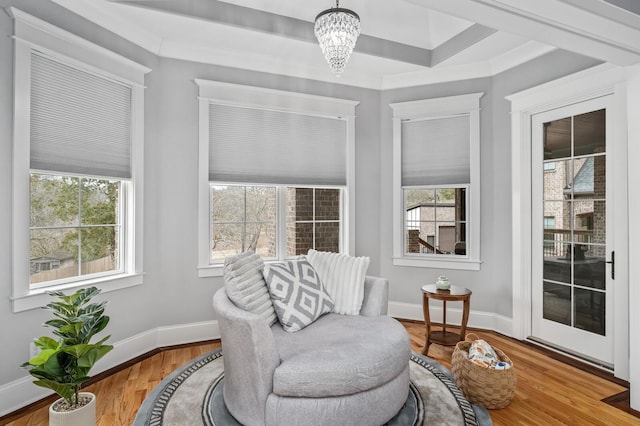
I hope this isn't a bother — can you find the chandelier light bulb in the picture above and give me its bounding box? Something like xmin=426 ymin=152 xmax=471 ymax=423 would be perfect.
xmin=314 ymin=1 xmax=361 ymax=76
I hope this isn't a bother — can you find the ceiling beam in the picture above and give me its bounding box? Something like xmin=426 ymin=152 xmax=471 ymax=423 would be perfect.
xmin=431 ymin=24 xmax=498 ymax=66
xmin=113 ymin=0 xmax=432 ymax=67
xmin=404 ymin=0 xmax=640 ymax=66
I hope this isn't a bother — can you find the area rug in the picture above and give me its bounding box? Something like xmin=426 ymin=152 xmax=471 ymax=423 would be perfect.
xmin=134 ymin=350 xmax=492 ymax=426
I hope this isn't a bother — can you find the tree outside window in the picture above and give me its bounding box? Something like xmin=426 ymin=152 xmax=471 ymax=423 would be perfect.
xmin=29 ymin=173 xmax=121 ymax=286
xmin=211 ymin=185 xmax=276 ymax=262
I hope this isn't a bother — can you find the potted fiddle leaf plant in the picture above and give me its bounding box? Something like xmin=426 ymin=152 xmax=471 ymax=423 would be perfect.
xmin=22 ymin=286 xmax=113 ymax=426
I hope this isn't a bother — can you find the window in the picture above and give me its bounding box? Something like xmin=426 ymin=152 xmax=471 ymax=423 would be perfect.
xmin=30 ymin=174 xmax=122 ymax=288
xmin=286 ymin=187 xmax=342 ymax=256
xmin=543 ymin=217 xmax=556 ymax=228
xmin=211 ymin=185 xmax=278 ymax=263
xmin=543 ymin=216 xmax=556 ymax=254
xmin=390 ymin=93 xmax=483 ymax=270
xmin=405 ymin=187 xmax=467 ymax=255
xmin=196 ymin=80 xmax=357 ymax=276
xmin=209 ymin=185 xmax=342 ymax=263
xmin=10 ymin=8 xmax=150 ymax=311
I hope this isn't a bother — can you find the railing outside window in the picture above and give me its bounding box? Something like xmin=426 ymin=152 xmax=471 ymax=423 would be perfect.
xmin=543 ymin=229 xmax=593 ymax=257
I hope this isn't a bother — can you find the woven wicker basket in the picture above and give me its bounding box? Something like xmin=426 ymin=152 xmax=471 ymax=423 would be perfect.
xmin=451 ymin=334 xmax=516 ymax=409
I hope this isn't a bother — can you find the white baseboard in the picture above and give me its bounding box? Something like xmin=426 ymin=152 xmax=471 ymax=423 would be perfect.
xmin=388 ymin=301 xmax=513 ymax=337
xmin=388 ymin=301 xmax=424 ymax=321
xmin=0 ymin=377 xmax=50 ymax=419
xmin=0 ymin=320 xmax=221 ymax=417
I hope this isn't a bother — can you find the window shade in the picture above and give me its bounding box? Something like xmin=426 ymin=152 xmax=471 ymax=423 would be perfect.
xmin=209 ymin=104 xmax=346 ymax=185
xmin=30 ymin=52 xmax=132 ymax=178
xmin=402 ymin=114 xmax=470 ymax=186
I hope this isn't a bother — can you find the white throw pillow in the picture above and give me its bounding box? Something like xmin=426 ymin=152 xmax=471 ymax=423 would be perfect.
xmin=223 ymin=251 xmax=277 ymax=326
xmin=306 ymin=249 xmax=370 ymax=315
xmin=263 ymin=259 xmax=334 ymax=332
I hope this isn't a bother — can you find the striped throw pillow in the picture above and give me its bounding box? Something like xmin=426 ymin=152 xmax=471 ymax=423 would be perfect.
xmin=306 ymin=249 xmax=370 ymax=315
xmin=223 ymin=251 xmax=277 ymax=326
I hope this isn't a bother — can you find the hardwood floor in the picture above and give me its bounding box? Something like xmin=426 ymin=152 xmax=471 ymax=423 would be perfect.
xmin=2 ymin=321 xmax=639 ymax=425
xmin=1 ymin=343 xmax=221 ymax=426
xmin=402 ymin=321 xmax=639 ymax=426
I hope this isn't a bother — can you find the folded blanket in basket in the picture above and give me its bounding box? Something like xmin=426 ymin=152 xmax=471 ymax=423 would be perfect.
xmin=468 ymin=339 xmax=510 ymax=369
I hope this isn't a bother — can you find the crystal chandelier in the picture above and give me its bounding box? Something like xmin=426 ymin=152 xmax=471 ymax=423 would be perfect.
xmin=314 ymin=1 xmax=361 ymax=76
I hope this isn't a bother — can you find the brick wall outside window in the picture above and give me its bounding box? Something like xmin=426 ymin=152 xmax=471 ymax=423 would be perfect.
xmin=287 ymin=188 xmax=340 ymax=256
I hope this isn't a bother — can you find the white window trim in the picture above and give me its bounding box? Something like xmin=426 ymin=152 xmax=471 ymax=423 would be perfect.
xmin=10 ymin=8 xmax=150 ymax=312
xmin=195 ymin=80 xmax=359 ymax=278
xmin=390 ymin=93 xmax=483 ymax=271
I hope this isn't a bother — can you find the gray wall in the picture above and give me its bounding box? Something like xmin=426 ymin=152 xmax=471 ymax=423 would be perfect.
xmin=0 ymin=0 xmax=600 ymax=400
xmin=0 ymin=0 xmax=380 ymax=389
xmin=379 ymin=50 xmax=600 ymax=318
xmin=0 ymin=0 xmax=156 ymax=387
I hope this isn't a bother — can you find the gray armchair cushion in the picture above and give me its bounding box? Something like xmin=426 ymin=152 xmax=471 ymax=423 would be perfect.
xmin=265 ymin=365 xmax=410 ymax=426
xmin=271 ymin=313 xmax=411 ymax=397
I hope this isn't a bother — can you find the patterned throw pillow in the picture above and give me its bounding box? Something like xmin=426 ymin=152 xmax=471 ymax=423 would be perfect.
xmin=223 ymin=251 xmax=277 ymax=326
xmin=306 ymin=249 xmax=370 ymax=315
xmin=263 ymin=259 xmax=335 ymax=332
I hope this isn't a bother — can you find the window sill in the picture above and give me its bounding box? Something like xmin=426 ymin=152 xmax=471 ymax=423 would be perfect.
xmin=198 ymin=265 xmax=223 ymax=278
xmin=11 ymin=273 xmax=145 ymax=312
xmin=393 ymin=257 xmax=482 ymax=271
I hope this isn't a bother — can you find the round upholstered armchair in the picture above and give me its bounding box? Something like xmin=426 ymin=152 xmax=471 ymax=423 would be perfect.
xmin=212 ymin=251 xmax=411 ymax=426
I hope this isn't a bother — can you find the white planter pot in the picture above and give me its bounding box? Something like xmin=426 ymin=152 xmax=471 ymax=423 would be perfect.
xmin=49 ymin=392 xmax=96 ymax=426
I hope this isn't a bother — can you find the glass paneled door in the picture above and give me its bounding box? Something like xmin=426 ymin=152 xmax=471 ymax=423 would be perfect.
xmin=531 ymin=96 xmax=614 ymax=367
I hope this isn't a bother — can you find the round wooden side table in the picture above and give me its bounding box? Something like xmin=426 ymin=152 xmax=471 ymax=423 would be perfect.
xmin=421 ymin=284 xmax=472 ymax=356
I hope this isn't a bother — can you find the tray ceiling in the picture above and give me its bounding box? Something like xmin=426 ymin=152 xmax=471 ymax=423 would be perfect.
xmin=50 ymin=0 xmax=640 ymax=89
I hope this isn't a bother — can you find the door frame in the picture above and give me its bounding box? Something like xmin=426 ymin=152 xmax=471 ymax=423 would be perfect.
xmin=507 ymin=63 xmax=629 ymax=379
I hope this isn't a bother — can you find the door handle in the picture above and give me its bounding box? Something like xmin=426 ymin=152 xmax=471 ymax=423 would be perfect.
xmin=606 ymin=251 xmax=615 ymax=280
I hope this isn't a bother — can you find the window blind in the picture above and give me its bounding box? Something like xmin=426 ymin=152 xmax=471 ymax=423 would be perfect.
xmin=401 ymin=114 xmax=470 ymax=186
xmin=30 ymin=52 xmax=132 ymax=179
xmin=209 ymin=104 xmax=346 ymax=185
